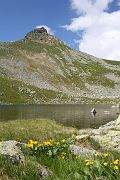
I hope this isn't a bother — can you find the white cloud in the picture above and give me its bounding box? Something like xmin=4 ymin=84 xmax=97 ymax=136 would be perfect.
xmin=63 ymin=0 xmax=120 ymax=61
xmin=117 ymin=0 xmax=120 ymax=6
xmin=35 ymin=25 xmax=55 ymax=35
xmin=70 ymin=0 xmax=112 ymax=15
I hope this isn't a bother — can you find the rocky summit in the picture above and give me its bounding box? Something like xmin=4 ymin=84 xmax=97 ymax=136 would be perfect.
xmin=25 ymin=27 xmax=48 ymax=40
xmin=24 ymin=27 xmax=62 ymax=45
xmin=0 ymin=27 xmax=120 ymax=104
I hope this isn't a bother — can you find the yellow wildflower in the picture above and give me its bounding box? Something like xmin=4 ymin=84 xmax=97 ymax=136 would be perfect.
xmin=95 ymin=152 xmax=99 ymax=157
xmin=26 ymin=143 xmax=33 ymax=148
xmin=44 ymin=141 xmax=52 ymax=146
xmin=84 ymin=159 xmax=89 ymax=163
xmin=61 ymin=139 xmax=66 ymax=143
xmin=104 ymin=153 xmax=109 ymax=157
xmin=50 ymin=139 xmax=55 ymax=143
xmin=114 ymin=159 xmax=119 ymax=165
xmin=28 ymin=140 xmax=38 ymax=145
xmin=114 ymin=165 xmax=119 ymax=170
xmin=56 ymin=142 xmax=60 ymax=145
xmin=103 ymin=162 xmax=108 ymax=166
xmin=29 ymin=140 xmax=34 ymax=144
xmin=86 ymin=161 xmax=94 ymax=166
xmin=76 ymin=155 xmax=80 ymax=159
xmin=60 ymin=156 xmax=65 ymax=160
xmin=58 ymin=155 xmax=65 ymax=160
xmin=33 ymin=141 xmax=38 ymax=145
xmin=58 ymin=152 xmax=66 ymax=160
xmin=72 ymin=134 xmax=76 ymax=139
xmin=39 ymin=143 xmax=44 ymax=147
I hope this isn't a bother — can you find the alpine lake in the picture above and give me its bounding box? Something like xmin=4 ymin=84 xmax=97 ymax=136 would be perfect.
xmin=0 ymin=104 xmax=119 ymax=129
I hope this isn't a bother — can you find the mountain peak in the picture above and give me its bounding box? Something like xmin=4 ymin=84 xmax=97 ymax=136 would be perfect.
xmin=34 ymin=27 xmax=48 ymax=34
xmin=24 ymin=27 xmax=62 ymax=45
xmin=24 ymin=27 xmax=48 ymax=40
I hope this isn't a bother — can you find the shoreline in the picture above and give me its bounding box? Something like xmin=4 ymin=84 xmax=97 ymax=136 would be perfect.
xmin=0 ymin=115 xmax=120 ymax=154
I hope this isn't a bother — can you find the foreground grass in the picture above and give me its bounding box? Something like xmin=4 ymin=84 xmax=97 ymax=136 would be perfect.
xmin=1 ymin=151 xmax=120 ymax=180
xmin=0 ymin=155 xmax=41 ymax=180
xmin=0 ymin=119 xmax=120 ymax=179
xmin=38 ymin=154 xmax=120 ymax=180
xmin=0 ymin=119 xmax=76 ymax=179
xmin=0 ymin=119 xmax=76 ymax=142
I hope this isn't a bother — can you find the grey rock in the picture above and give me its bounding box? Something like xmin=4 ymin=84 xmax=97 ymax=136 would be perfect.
xmin=25 ymin=27 xmax=48 ymax=41
xmin=24 ymin=27 xmax=62 ymax=45
xmin=76 ymin=134 xmax=89 ymax=140
xmin=9 ymin=153 xmax=25 ymax=164
xmin=70 ymin=145 xmax=96 ymax=155
xmin=39 ymin=167 xmax=49 ymax=179
xmin=0 ymin=140 xmax=25 ymax=164
xmin=116 ymin=115 xmax=120 ymax=125
xmin=0 ymin=140 xmax=22 ymax=156
xmin=35 ymin=162 xmax=53 ymax=179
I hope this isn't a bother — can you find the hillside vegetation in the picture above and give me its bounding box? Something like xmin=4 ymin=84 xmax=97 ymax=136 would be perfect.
xmin=0 ymin=27 xmax=120 ymax=104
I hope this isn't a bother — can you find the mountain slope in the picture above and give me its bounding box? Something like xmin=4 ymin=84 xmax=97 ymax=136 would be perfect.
xmin=0 ymin=27 xmax=120 ymax=104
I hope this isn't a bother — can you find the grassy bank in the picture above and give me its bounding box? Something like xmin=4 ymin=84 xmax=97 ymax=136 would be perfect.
xmin=0 ymin=119 xmax=76 ymax=142
xmin=0 ymin=119 xmax=120 ymax=180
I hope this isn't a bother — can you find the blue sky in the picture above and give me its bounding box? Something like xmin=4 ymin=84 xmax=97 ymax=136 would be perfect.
xmin=0 ymin=0 xmax=120 ymax=60
xmin=0 ymin=0 xmax=78 ymax=48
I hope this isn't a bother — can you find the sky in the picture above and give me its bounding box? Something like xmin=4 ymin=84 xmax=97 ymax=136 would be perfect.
xmin=0 ymin=0 xmax=120 ymax=61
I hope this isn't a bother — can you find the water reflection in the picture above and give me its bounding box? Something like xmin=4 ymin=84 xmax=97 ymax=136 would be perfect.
xmin=0 ymin=104 xmax=119 ymax=129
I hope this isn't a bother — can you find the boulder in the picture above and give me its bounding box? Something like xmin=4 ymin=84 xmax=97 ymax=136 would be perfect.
xmin=70 ymin=145 xmax=96 ymax=155
xmin=0 ymin=140 xmax=24 ymax=164
xmin=116 ymin=115 xmax=120 ymax=125
xmin=76 ymin=134 xmax=89 ymax=140
xmin=91 ymin=108 xmax=96 ymax=113
xmin=34 ymin=162 xmax=53 ymax=179
xmin=0 ymin=140 xmax=22 ymax=156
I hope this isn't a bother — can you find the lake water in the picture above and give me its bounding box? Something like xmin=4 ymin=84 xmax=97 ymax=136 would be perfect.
xmin=0 ymin=104 xmax=119 ymax=129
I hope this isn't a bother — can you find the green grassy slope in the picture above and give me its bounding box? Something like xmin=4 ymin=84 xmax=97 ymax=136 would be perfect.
xmin=0 ymin=77 xmax=70 ymax=104
xmin=0 ymin=33 xmax=120 ymax=104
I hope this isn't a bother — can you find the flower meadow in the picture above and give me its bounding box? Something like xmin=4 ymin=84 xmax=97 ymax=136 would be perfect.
xmin=26 ymin=138 xmax=70 ymax=159
xmin=25 ymin=135 xmax=120 ymax=180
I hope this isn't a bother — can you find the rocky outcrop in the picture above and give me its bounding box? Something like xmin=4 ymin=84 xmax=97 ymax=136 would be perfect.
xmin=0 ymin=140 xmax=22 ymax=156
xmin=24 ymin=27 xmax=62 ymax=45
xmin=25 ymin=27 xmax=48 ymax=41
xmin=70 ymin=144 xmax=96 ymax=155
xmin=0 ymin=140 xmax=25 ymax=164
xmin=77 ymin=115 xmax=120 ymax=151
